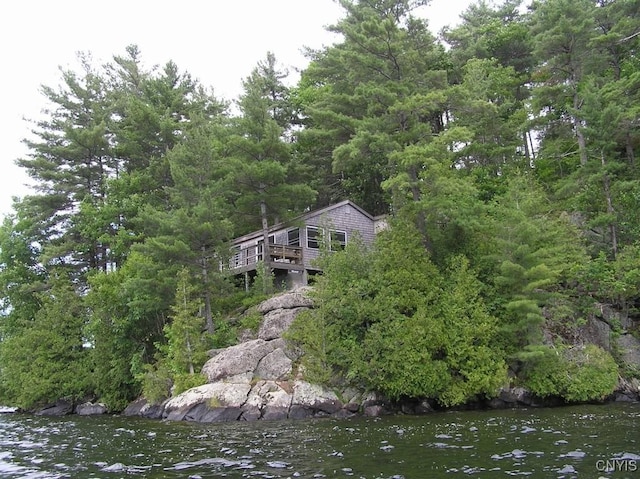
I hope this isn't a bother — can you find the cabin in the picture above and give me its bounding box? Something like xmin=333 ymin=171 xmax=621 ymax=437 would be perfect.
xmin=227 ymin=200 xmax=386 ymax=289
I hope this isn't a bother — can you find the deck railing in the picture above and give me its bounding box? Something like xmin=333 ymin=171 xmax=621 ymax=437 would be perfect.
xmin=229 ymin=244 xmax=302 ymax=270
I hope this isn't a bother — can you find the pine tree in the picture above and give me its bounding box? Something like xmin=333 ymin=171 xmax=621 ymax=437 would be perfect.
xmin=160 ymin=268 xmax=209 ymax=394
xmin=227 ymin=54 xmax=316 ymax=292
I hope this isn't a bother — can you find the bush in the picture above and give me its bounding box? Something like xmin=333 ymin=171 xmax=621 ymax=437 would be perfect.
xmin=138 ymin=362 xmax=172 ymax=405
xmin=288 ymin=222 xmax=508 ymax=406
xmin=172 ymin=372 xmax=207 ymax=396
xmin=523 ymin=344 xmax=619 ymax=402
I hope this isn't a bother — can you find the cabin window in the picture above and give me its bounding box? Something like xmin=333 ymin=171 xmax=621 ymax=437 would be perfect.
xmin=230 ymin=246 xmax=242 ymax=268
xmin=256 ymin=235 xmax=275 ymax=260
xmin=330 ymin=230 xmax=347 ymax=251
xmin=306 ymin=226 xmax=323 ymax=249
xmin=288 ymin=228 xmax=300 ymax=247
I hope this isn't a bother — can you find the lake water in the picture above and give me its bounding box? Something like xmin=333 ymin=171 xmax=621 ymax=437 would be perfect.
xmin=0 ymin=403 xmax=638 ymax=478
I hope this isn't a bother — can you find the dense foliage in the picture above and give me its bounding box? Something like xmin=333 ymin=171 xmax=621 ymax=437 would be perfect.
xmin=1 ymin=0 xmax=639 ymax=410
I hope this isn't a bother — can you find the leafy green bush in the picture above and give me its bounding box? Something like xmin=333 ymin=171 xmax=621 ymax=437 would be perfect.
xmin=172 ymin=372 xmax=207 ymax=396
xmin=523 ymin=344 xmax=619 ymax=402
xmin=286 ymin=309 xmax=334 ymax=385
xmin=138 ymin=362 xmax=172 ymax=405
xmin=238 ymin=309 xmax=263 ymax=334
xmin=563 ymin=344 xmax=619 ymax=402
xmin=288 ymin=221 xmax=507 ymax=406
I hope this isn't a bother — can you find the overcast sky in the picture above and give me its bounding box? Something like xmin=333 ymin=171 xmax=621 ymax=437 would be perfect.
xmin=0 ymin=0 xmax=475 ymax=218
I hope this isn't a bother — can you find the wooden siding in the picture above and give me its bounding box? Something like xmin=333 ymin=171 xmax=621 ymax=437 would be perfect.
xmin=227 ymin=201 xmax=378 ymax=276
xmin=300 ymin=202 xmax=376 ymax=270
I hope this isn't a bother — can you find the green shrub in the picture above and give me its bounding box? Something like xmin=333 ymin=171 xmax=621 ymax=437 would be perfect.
xmin=138 ymin=362 xmax=172 ymax=405
xmin=523 ymin=344 xmax=619 ymax=402
xmin=563 ymin=344 xmax=619 ymax=402
xmin=286 ymin=309 xmax=334 ymax=385
xmin=238 ymin=309 xmax=263 ymax=334
xmin=172 ymin=372 xmax=207 ymax=396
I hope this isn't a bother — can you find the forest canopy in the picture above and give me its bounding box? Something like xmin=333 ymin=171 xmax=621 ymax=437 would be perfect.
xmin=1 ymin=0 xmax=639 ymax=410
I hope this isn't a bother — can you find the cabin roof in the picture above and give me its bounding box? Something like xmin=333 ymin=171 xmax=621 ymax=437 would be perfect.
xmin=230 ymin=200 xmax=375 ymax=245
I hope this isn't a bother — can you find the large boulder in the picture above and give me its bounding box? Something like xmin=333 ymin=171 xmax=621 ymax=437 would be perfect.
xmin=617 ymin=334 xmax=640 ymax=372
xmin=256 ymin=289 xmax=313 ymax=314
xmin=261 ymin=381 xmax=294 ymax=420
xmin=292 ymin=381 xmax=342 ymax=415
xmin=123 ymin=398 xmax=165 ymax=419
xmin=202 ymin=338 xmax=286 ymax=382
xmin=127 ymin=288 xmax=378 ymax=423
xmin=36 ymin=399 xmax=73 ymax=416
xmin=581 ymin=316 xmax=612 ymax=350
xmin=75 ymin=402 xmax=107 ymax=416
xmin=163 ymin=382 xmax=252 ymax=422
xmin=255 ymin=348 xmax=292 ymax=380
xmin=258 ymin=307 xmax=307 ymax=340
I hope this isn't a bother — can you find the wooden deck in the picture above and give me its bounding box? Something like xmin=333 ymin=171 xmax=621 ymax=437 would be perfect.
xmin=229 ymin=244 xmax=303 ymax=273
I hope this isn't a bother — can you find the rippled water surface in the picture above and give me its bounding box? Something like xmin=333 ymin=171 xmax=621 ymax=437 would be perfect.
xmin=0 ymin=403 xmax=638 ymax=478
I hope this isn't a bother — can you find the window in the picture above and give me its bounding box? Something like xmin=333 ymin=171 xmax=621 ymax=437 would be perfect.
xmin=288 ymin=228 xmax=300 ymax=247
xmin=330 ymin=230 xmax=347 ymax=251
xmin=230 ymin=246 xmax=242 ymax=268
xmin=306 ymin=226 xmax=323 ymax=249
xmin=256 ymin=235 xmax=275 ymax=260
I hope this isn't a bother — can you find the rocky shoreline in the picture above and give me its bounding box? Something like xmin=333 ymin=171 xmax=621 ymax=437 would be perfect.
xmin=8 ymin=289 xmax=640 ymax=420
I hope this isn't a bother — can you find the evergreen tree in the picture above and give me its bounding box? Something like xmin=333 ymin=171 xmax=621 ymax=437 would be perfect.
xmin=290 ymin=220 xmax=507 ymax=406
xmin=227 ymin=54 xmax=316 ymax=291
xmin=160 ymin=268 xmax=209 ymax=394
xmin=17 ymin=52 xmax=116 ymax=279
xmin=0 ymin=273 xmax=91 ymax=409
xmin=298 ymin=0 xmax=450 ymax=217
xmin=135 ymin=120 xmax=234 ymax=333
xmin=486 ymin=175 xmax=588 ymax=353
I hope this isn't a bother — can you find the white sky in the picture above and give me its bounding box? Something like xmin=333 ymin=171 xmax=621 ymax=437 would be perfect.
xmin=0 ymin=0 xmax=475 ymax=218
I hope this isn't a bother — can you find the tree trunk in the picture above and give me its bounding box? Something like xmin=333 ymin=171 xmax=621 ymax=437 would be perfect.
xmin=185 ymin=334 xmax=195 ymax=375
xmin=625 ymin=131 xmax=635 ymax=168
xmin=408 ymin=165 xmax=433 ymax=254
xmin=601 ymin=150 xmax=618 ymax=259
xmin=574 ymin=92 xmax=588 ymax=166
xmin=259 ymin=190 xmax=273 ymax=294
xmin=201 ymin=246 xmax=214 ymax=335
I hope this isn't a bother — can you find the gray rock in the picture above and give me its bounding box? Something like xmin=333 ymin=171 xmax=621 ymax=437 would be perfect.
xmin=256 ymin=290 xmax=313 ymax=314
xmin=498 ymin=386 xmax=534 ymax=405
xmin=36 ymin=399 xmax=73 ymax=416
xmin=184 ymin=403 xmax=243 ymax=422
xmin=123 ymin=398 xmax=147 ymax=416
xmin=139 ymin=401 xmax=166 ymax=419
xmin=240 ymin=406 xmax=262 ymax=421
xmin=255 ymin=348 xmax=293 ymax=380
xmin=288 ymin=405 xmax=315 ymax=419
xmin=361 ymin=391 xmax=388 ymax=408
xmin=333 ymin=408 xmax=357 ymax=419
xmin=616 ymin=334 xmax=640 ymax=371
xmin=615 ymin=376 xmax=640 ymax=402
xmin=241 ymin=380 xmax=293 ymax=420
xmin=415 ymin=399 xmax=435 ymax=414
xmin=292 ymin=381 xmax=342 ymax=414
xmin=258 ymin=307 xmax=308 ymax=340
xmin=364 ymin=405 xmax=385 ymax=417
xmin=75 ymin=402 xmax=107 ymax=416
xmin=581 ymin=316 xmax=612 ymax=351
xmin=164 ymin=382 xmax=252 ymax=421
xmin=202 ymin=338 xmax=286 ymax=382
xmin=262 ymin=406 xmax=290 ymax=420
xmin=594 ymin=302 xmax=635 ymax=330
